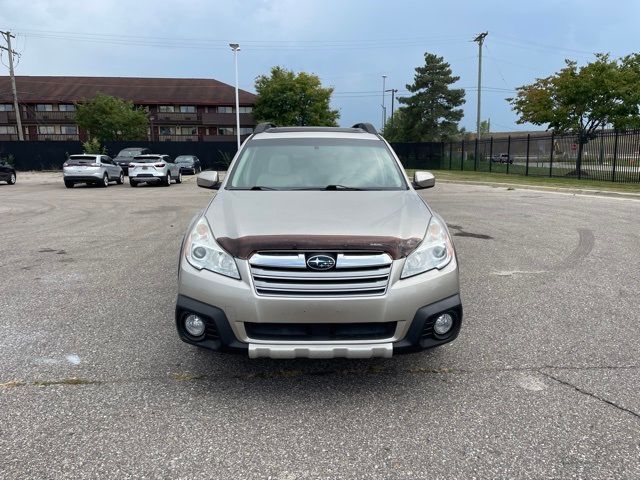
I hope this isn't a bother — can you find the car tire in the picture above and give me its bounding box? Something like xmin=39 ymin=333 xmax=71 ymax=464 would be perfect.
xmin=163 ymin=173 xmax=171 ymax=187
xmin=64 ymin=180 xmax=74 ymax=188
xmin=100 ymin=173 xmax=109 ymax=188
xmin=175 ymin=172 xmax=182 ymax=184
xmin=116 ymin=172 xmax=124 ymax=184
xmin=130 ymin=180 xmax=138 ymax=187
xmin=7 ymin=172 xmax=16 ymax=185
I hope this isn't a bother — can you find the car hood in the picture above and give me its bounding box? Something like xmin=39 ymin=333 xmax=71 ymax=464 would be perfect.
xmin=206 ymin=190 xmax=432 ymax=259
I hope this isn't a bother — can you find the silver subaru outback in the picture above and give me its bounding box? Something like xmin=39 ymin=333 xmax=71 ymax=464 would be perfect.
xmin=176 ymin=123 xmax=462 ymax=359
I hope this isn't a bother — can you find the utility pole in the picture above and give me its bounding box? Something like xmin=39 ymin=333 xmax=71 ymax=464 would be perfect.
xmin=229 ymin=43 xmax=241 ymax=149
xmin=1 ymin=30 xmax=23 ymax=140
xmin=473 ymin=31 xmax=488 ymax=141
xmin=385 ymin=88 xmax=398 ymax=121
xmin=381 ymin=75 xmax=387 ymax=129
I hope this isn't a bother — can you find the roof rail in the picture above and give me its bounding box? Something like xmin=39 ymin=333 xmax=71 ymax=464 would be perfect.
xmin=351 ymin=123 xmax=378 ymax=134
xmin=254 ymin=123 xmax=277 ymax=134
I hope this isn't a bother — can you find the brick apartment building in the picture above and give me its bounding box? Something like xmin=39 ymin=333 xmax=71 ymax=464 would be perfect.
xmin=0 ymin=76 xmax=257 ymax=142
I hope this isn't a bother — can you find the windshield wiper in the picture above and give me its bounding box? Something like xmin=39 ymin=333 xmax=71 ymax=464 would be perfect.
xmin=323 ymin=184 xmax=363 ymax=191
xmin=248 ymin=185 xmax=279 ymax=190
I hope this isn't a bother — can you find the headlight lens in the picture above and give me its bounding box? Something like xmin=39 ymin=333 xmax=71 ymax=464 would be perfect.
xmin=401 ymin=216 xmax=454 ymax=279
xmin=184 ymin=216 xmax=240 ymax=279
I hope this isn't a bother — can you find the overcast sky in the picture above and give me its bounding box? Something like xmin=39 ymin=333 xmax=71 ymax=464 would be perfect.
xmin=1 ymin=0 xmax=638 ymax=132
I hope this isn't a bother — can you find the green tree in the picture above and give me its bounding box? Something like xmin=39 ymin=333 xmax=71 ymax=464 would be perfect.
xmin=396 ymin=53 xmax=466 ymax=141
xmin=75 ymin=93 xmax=149 ymax=141
xmin=381 ymin=108 xmax=411 ymax=141
xmin=479 ymin=119 xmax=490 ymax=135
xmin=509 ymin=54 xmax=640 ymax=173
xmin=253 ymin=66 xmax=339 ymax=126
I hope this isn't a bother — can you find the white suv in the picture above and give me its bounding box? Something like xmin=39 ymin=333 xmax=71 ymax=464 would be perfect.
xmin=129 ymin=155 xmax=182 ymax=187
xmin=63 ymin=154 xmax=124 ymax=188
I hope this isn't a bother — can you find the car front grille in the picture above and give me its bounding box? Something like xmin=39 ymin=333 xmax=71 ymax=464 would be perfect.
xmin=248 ymin=252 xmax=393 ymax=297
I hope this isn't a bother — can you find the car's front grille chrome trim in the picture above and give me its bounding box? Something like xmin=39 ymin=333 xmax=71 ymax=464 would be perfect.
xmin=249 ymin=251 xmax=392 ymax=297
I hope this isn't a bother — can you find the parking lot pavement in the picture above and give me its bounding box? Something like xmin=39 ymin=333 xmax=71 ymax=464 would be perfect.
xmin=1 ymin=174 xmax=639 ymax=478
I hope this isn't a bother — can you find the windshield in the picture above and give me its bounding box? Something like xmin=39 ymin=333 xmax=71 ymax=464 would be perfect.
xmin=118 ymin=150 xmax=144 ymax=157
xmin=133 ymin=156 xmax=162 ymax=163
xmin=226 ymin=138 xmax=407 ymax=190
xmin=176 ymin=156 xmax=194 ymax=163
xmin=67 ymin=156 xmax=98 ymax=165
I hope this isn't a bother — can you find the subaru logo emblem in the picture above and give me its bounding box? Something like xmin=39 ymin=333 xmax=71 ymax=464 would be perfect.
xmin=307 ymin=254 xmax=335 ymax=271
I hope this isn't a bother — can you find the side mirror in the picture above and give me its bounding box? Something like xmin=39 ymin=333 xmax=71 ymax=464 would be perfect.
xmin=197 ymin=171 xmax=220 ymax=189
xmin=413 ymin=171 xmax=436 ymax=189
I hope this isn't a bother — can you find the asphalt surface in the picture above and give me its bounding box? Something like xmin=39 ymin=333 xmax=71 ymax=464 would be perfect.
xmin=1 ymin=172 xmax=639 ymax=479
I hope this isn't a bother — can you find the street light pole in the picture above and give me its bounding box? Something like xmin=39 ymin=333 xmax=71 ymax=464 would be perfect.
xmin=385 ymin=88 xmax=398 ymax=121
xmin=381 ymin=75 xmax=387 ymax=129
xmin=229 ymin=43 xmax=241 ymax=150
xmin=473 ymin=32 xmax=488 ymax=140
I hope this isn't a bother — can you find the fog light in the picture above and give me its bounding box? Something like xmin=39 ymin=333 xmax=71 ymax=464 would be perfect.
xmin=434 ymin=313 xmax=454 ymax=335
xmin=184 ymin=314 xmax=205 ymax=337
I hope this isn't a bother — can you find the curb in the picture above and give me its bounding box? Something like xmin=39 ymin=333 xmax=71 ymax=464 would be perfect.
xmin=437 ymin=179 xmax=640 ymax=200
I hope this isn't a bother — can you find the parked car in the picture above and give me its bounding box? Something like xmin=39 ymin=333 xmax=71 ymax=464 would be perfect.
xmin=128 ymin=154 xmax=182 ymax=187
xmin=175 ymin=155 xmax=202 ymax=174
xmin=491 ymin=153 xmax=513 ymax=164
xmin=175 ymin=122 xmax=462 ymax=359
xmin=0 ymin=159 xmax=16 ymax=185
xmin=63 ymin=154 xmax=124 ymax=188
xmin=114 ymin=147 xmax=152 ymax=175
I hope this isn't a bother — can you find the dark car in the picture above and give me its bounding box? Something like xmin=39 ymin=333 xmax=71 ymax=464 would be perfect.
xmin=175 ymin=155 xmax=202 ymax=174
xmin=0 ymin=160 xmax=16 ymax=185
xmin=491 ymin=153 xmax=513 ymax=164
xmin=114 ymin=147 xmax=152 ymax=175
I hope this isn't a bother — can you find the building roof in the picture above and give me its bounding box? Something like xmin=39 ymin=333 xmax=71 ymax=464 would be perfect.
xmin=0 ymin=76 xmax=257 ymax=105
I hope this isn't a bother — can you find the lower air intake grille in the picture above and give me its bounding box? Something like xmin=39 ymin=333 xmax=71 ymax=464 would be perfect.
xmin=245 ymin=322 xmax=397 ymax=341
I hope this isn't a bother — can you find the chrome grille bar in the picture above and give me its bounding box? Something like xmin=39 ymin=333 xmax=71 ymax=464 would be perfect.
xmin=249 ymin=252 xmax=392 ymax=297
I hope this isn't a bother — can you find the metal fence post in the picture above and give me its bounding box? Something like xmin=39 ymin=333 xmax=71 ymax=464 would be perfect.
xmin=525 ymin=133 xmax=530 ymax=176
xmin=612 ymin=130 xmax=619 ymax=183
xmin=449 ymin=142 xmax=453 ymax=170
xmin=489 ymin=136 xmax=493 ymax=173
xmin=474 ymin=137 xmax=478 ymax=171
xmin=549 ymin=132 xmax=554 ymax=177
xmin=461 ymin=140 xmax=464 ymax=171
xmin=506 ymin=135 xmax=511 ymax=174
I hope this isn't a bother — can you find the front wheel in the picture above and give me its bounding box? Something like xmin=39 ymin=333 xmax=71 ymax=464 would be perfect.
xmin=116 ymin=172 xmax=124 ymax=184
xmin=7 ymin=172 xmax=16 ymax=185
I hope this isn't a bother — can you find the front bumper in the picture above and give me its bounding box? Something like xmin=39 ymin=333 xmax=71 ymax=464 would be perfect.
xmin=176 ymin=294 xmax=462 ymax=357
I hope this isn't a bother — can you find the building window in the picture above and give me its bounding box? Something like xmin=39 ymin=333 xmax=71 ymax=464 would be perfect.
xmin=0 ymin=104 xmax=14 ymax=111
xmin=179 ymin=105 xmax=196 ymax=113
xmin=217 ymin=127 xmax=235 ymax=135
xmin=180 ymin=126 xmax=197 ymax=135
xmin=159 ymin=126 xmax=175 ymax=135
xmin=36 ymin=104 xmax=54 ymax=112
xmin=38 ymin=125 xmax=56 ymax=134
xmin=60 ymin=125 xmax=78 ymax=135
xmin=239 ymin=127 xmax=254 ymax=135
xmin=0 ymin=126 xmax=17 ymax=134
xmin=238 ymin=106 xmax=253 ymax=113
xmin=158 ymin=105 xmax=175 ymax=113
xmin=58 ymin=104 xmax=76 ymax=112
xmin=217 ymin=106 xmax=234 ymax=114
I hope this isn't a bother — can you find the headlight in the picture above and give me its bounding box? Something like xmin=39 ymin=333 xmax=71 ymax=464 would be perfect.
xmin=184 ymin=216 xmax=240 ymax=279
xmin=401 ymin=216 xmax=454 ymax=279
